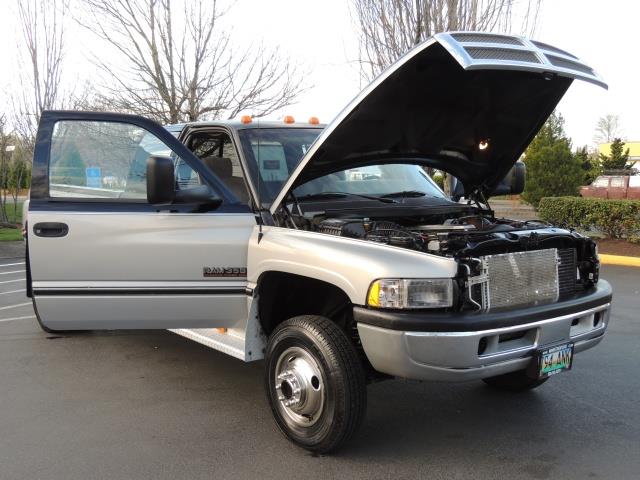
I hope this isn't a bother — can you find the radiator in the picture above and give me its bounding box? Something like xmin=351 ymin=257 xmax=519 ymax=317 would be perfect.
xmin=476 ymin=249 xmax=562 ymax=311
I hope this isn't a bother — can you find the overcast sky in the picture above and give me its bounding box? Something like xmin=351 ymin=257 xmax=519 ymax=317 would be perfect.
xmin=1 ymin=0 xmax=638 ymax=148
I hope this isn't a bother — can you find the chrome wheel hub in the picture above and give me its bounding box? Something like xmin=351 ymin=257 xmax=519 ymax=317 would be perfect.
xmin=274 ymin=347 xmax=325 ymax=427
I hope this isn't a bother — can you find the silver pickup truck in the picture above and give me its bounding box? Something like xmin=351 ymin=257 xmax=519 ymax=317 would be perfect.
xmin=26 ymin=32 xmax=612 ymax=453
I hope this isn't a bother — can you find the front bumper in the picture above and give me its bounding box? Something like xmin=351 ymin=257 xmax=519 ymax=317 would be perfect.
xmin=355 ymin=281 xmax=612 ymax=382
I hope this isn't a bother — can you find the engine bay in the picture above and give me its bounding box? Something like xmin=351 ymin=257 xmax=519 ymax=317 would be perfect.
xmin=285 ymin=209 xmax=601 ymax=297
xmin=312 ymin=214 xmax=589 ymax=257
xmin=274 ymin=201 xmax=601 ymax=304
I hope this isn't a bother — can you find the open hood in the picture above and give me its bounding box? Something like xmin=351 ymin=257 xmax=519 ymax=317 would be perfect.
xmin=270 ymin=31 xmax=606 ymax=213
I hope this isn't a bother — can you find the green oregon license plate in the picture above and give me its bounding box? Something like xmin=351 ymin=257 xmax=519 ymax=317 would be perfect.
xmin=537 ymin=342 xmax=574 ymax=379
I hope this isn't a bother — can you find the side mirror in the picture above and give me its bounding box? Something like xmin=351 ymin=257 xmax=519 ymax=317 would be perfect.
xmin=490 ymin=161 xmax=526 ymax=197
xmin=511 ymin=161 xmax=526 ymax=194
xmin=146 ymin=155 xmax=224 ymax=209
xmin=449 ymin=175 xmax=465 ymax=200
xmin=147 ymin=156 xmax=175 ymax=205
xmin=448 ymin=161 xmax=527 ymax=201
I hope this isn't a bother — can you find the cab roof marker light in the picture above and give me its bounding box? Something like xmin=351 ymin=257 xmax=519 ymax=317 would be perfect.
xmin=283 ymin=115 xmax=295 ymax=124
xmin=308 ymin=116 xmax=320 ymax=125
xmin=240 ymin=115 xmax=252 ymax=124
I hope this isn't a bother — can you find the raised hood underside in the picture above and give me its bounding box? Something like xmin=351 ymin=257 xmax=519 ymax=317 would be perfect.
xmin=270 ymin=32 xmax=607 ymax=212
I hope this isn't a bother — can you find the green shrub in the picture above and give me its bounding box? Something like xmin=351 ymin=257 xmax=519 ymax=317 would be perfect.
xmin=50 ymin=143 xmax=86 ymax=186
xmin=538 ymin=197 xmax=640 ymax=239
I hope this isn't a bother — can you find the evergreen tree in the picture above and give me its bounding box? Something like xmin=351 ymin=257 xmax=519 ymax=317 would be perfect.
xmin=599 ymin=138 xmax=631 ymax=171
xmin=51 ymin=144 xmax=86 ymax=186
xmin=521 ymin=113 xmax=583 ymax=208
xmin=575 ymin=145 xmax=601 ymax=185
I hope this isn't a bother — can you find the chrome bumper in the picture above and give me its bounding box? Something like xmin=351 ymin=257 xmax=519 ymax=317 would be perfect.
xmin=357 ymin=303 xmax=611 ymax=382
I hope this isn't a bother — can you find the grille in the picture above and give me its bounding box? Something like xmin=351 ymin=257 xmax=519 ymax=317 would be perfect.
xmin=464 ymin=47 xmax=540 ymax=63
xmin=546 ymin=55 xmax=594 ymax=75
xmin=452 ymin=33 xmax=523 ymax=46
xmin=477 ymin=249 xmax=559 ymax=311
xmin=558 ymin=248 xmax=577 ymax=298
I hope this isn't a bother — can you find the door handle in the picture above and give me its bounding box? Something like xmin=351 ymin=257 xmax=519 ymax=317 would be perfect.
xmin=33 ymin=222 xmax=69 ymax=238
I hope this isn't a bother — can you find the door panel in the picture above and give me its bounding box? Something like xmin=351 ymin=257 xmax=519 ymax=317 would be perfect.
xmin=29 ymin=111 xmax=254 ymax=330
xmin=29 ymin=212 xmax=252 ymax=282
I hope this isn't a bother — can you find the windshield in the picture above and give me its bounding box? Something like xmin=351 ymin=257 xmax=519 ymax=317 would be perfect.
xmin=293 ymin=164 xmax=446 ymax=200
xmin=238 ymin=127 xmax=447 ymax=205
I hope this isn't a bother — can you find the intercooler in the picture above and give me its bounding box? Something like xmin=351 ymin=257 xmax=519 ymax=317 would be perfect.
xmin=470 ymin=248 xmax=577 ymax=311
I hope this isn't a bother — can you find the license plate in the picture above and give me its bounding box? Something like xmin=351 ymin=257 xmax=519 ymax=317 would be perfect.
xmin=537 ymin=342 xmax=574 ymax=379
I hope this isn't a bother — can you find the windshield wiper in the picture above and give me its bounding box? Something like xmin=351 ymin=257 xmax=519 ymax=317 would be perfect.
xmin=296 ymin=192 xmax=397 ymax=204
xmin=379 ymin=190 xmax=428 ymax=198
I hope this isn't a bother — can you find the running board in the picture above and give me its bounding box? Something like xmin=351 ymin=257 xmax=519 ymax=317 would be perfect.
xmin=169 ymin=328 xmax=247 ymax=360
xmin=169 ymin=298 xmax=266 ymax=362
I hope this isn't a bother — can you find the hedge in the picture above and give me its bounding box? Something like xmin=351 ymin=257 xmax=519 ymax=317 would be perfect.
xmin=538 ymin=196 xmax=640 ymax=239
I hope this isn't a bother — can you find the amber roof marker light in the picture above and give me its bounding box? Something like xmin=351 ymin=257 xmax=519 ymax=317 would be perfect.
xmin=240 ymin=115 xmax=252 ymax=124
xmin=308 ymin=116 xmax=320 ymax=124
xmin=283 ymin=115 xmax=295 ymax=124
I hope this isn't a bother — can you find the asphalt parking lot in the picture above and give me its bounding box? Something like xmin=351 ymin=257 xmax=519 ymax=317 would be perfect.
xmin=0 ymin=250 xmax=638 ymax=479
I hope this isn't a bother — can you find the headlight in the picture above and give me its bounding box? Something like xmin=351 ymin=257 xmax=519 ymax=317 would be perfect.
xmin=367 ymin=278 xmax=453 ymax=309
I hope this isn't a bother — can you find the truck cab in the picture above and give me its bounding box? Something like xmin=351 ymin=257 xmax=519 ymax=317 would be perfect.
xmin=27 ymin=32 xmax=612 ymax=453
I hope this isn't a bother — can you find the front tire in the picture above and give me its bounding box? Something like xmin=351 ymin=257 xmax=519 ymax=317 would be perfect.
xmin=482 ymin=369 xmax=549 ymax=392
xmin=265 ymin=315 xmax=366 ymax=453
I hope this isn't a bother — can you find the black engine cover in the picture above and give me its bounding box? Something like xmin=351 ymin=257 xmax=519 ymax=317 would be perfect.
xmin=317 ymin=218 xmax=367 ymax=238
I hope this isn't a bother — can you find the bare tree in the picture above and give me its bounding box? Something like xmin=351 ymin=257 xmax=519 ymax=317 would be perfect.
xmin=593 ymin=114 xmax=622 ymax=144
xmin=352 ymin=0 xmax=544 ymax=80
xmin=13 ymin=0 xmax=70 ymax=149
xmin=0 ymin=116 xmax=11 ymax=226
xmin=80 ymin=0 xmax=306 ymax=124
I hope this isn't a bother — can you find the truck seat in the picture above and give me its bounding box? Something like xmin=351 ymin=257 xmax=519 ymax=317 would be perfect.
xmin=201 ymin=156 xmax=250 ymax=204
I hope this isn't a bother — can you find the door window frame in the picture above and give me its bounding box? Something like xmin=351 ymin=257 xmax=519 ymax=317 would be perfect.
xmin=179 ymin=125 xmax=258 ymax=210
xmin=31 ymin=111 xmax=252 ymax=214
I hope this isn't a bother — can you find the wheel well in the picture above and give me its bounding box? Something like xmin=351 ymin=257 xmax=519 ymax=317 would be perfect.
xmin=257 ymin=272 xmax=353 ymax=336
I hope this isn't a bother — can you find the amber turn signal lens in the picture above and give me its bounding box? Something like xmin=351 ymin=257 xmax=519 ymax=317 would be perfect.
xmin=308 ymin=116 xmax=320 ymax=124
xmin=240 ymin=115 xmax=252 ymax=124
xmin=283 ymin=115 xmax=295 ymax=124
